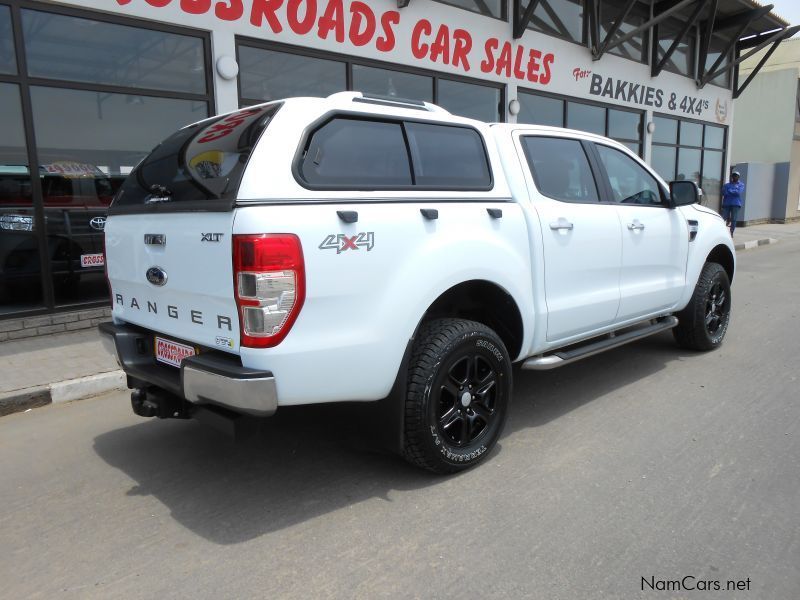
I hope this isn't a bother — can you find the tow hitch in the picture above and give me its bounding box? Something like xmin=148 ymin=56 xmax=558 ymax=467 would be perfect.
xmin=131 ymin=387 xmax=191 ymax=420
xmin=130 ymin=386 xmax=259 ymax=440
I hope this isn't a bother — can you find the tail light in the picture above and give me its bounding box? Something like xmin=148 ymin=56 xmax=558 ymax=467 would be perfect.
xmin=233 ymin=234 xmax=305 ymax=348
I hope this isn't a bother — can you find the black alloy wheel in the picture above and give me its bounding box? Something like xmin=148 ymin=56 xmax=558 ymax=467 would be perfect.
xmin=436 ymin=353 xmax=498 ymax=448
xmin=673 ymin=262 xmax=731 ymax=351
xmin=403 ymin=318 xmax=512 ymax=474
xmin=704 ymin=280 xmax=729 ymax=337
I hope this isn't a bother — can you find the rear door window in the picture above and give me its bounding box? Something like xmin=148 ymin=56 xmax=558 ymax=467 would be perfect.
xmin=111 ymin=103 xmax=281 ymax=213
xmin=521 ymin=136 xmax=600 ymax=203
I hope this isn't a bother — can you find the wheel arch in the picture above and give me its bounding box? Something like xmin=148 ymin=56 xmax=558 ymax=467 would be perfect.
xmin=419 ymin=279 xmax=524 ymax=361
xmin=707 ymin=244 xmax=735 ymax=283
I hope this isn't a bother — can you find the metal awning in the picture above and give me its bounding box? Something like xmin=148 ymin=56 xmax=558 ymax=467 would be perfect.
xmin=511 ymin=0 xmax=794 ymax=98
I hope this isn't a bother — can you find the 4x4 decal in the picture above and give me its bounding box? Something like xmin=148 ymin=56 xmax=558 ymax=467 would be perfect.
xmin=319 ymin=232 xmax=375 ymax=254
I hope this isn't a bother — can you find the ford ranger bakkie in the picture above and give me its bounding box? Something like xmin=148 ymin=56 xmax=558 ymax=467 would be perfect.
xmin=99 ymin=92 xmax=735 ymax=473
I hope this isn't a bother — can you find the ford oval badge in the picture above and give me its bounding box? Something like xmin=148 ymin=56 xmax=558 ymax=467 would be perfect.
xmin=146 ymin=266 xmax=168 ymax=287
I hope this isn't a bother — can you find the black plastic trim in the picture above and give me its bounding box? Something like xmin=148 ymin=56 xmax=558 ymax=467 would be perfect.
xmin=337 ymin=210 xmax=359 ymax=223
xmin=235 ymin=198 xmax=513 ymax=207
xmin=487 ymin=208 xmax=503 ymax=218
xmin=108 ymin=198 xmax=235 ymax=216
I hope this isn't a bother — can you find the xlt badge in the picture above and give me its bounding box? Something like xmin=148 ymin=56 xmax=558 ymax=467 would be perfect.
xmin=144 ymin=234 xmax=166 ymax=246
xmin=201 ymin=233 xmax=224 ymax=242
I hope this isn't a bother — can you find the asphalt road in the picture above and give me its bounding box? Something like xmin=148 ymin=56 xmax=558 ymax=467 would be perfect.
xmin=1 ymin=239 xmax=798 ymax=600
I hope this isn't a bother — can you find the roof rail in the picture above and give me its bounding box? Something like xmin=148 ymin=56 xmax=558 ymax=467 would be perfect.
xmin=327 ymin=91 xmax=450 ymax=114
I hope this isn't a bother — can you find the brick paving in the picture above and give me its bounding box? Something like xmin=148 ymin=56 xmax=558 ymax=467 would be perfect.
xmin=0 ymin=329 xmax=118 ymax=395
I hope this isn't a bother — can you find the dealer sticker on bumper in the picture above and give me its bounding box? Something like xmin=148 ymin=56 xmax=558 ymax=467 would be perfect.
xmin=155 ymin=337 xmax=196 ymax=368
xmin=80 ymin=253 xmax=105 ymax=268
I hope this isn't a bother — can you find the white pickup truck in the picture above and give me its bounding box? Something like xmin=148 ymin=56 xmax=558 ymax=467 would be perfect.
xmin=100 ymin=92 xmax=734 ymax=473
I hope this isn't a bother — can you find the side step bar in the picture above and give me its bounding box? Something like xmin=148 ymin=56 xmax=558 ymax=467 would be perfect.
xmin=522 ymin=316 xmax=678 ymax=371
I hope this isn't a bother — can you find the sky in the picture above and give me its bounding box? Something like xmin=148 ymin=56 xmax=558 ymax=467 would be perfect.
xmin=769 ymin=0 xmax=800 ymax=33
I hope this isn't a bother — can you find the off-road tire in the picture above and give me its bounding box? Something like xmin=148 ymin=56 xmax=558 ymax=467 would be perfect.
xmin=403 ymin=318 xmax=512 ymax=474
xmin=673 ymin=262 xmax=731 ymax=351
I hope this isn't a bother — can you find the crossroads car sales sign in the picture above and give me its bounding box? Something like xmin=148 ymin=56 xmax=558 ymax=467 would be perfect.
xmin=105 ymin=0 xmax=730 ymax=123
xmin=113 ymin=0 xmax=557 ymax=85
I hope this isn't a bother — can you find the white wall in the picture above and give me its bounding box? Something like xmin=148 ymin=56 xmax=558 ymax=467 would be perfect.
xmin=731 ymin=68 xmax=796 ymax=165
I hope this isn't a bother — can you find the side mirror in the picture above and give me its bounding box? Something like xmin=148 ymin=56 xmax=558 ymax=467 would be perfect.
xmin=669 ymin=180 xmax=701 ymax=208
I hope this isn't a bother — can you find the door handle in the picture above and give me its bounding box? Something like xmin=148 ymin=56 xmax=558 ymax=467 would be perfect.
xmin=627 ymin=220 xmax=645 ymax=231
xmin=549 ymin=219 xmax=574 ymax=231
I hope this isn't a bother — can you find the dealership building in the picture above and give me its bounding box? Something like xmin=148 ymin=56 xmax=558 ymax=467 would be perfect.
xmin=0 ymin=0 xmax=793 ymax=329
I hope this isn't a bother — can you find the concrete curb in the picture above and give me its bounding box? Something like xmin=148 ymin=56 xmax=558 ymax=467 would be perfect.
xmin=735 ymin=238 xmax=778 ymax=251
xmin=0 ymin=370 xmax=126 ymax=417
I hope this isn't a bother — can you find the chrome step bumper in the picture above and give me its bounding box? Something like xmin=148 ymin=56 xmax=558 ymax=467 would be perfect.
xmin=98 ymin=322 xmax=277 ymax=417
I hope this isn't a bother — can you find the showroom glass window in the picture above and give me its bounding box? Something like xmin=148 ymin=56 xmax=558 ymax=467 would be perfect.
xmin=650 ymin=115 xmax=727 ymax=210
xmin=0 ymin=83 xmax=44 ymax=315
xmin=0 ymin=5 xmax=15 ymax=75
xmin=352 ymin=65 xmax=433 ymax=103
xmin=518 ymin=91 xmax=642 ymax=156
xmin=0 ymin=4 xmax=212 ymax=318
xmin=238 ymin=45 xmax=346 ymax=103
xmin=237 ymin=39 xmax=503 ymax=122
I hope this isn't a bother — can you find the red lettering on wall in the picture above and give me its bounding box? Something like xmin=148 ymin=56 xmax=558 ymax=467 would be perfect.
xmin=180 ymin=0 xmax=211 ymax=14
xmin=411 ymin=19 xmax=431 ymax=60
xmin=452 ymin=29 xmax=472 ymax=71
xmin=318 ymin=0 xmax=345 ymax=42
xmin=541 ymin=53 xmax=554 ymax=84
xmin=287 ymin=0 xmax=316 ymax=34
xmin=429 ymin=25 xmax=450 ymax=64
xmin=512 ymin=46 xmax=526 ymax=79
xmin=495 ymin=42 xmax=512 ymax=77
xmin=215 ymin=0 xmax=243 ymax=20
xmin=376 ymin=11 xmax=399 ymax=52
xmin=526 ymin=48 xmax=541 ymax=82
xmin=349 ymin=2 xmax=375 ymax=47
xmin=114 ymin=1 xmax=557 ymax=88
xmin=250 ymin=0 xmax=283 ymax=32
xmin=480 ymin=38 xmax=498 ymax=73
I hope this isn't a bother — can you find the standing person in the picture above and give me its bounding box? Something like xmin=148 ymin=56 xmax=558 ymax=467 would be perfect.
xmin=721 ymin=170 xmax=745 ymax=235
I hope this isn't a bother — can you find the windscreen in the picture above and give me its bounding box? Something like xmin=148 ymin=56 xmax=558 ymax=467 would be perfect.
xmin=110 ymin=103 xmax=281 ymax=212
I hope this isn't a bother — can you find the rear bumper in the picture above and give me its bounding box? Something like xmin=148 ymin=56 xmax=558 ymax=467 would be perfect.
xmin=98 ymin=322 xmax=277 ymax=417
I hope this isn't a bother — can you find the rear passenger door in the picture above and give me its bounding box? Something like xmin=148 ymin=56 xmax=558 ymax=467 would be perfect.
xmin=591 ymin=143 xmax=689 ymax=320
xmin=520 ymin=135 xmax=622 ymax=342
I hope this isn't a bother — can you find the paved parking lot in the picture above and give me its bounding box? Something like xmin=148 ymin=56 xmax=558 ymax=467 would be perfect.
xmin=1 ymin=237 xmax=798 ymax=599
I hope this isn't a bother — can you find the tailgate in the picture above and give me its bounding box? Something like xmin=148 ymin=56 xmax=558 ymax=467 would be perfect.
xmin=105 ymin=212 xmax=240 ymax=353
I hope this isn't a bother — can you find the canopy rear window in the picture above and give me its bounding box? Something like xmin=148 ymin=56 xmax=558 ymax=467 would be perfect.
xmin=110 ymin=103 xmax=281 ymax=214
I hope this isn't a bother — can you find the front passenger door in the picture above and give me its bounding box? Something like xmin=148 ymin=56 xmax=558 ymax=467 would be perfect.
xmin=593 ymin=144 xmax=689 ymax=321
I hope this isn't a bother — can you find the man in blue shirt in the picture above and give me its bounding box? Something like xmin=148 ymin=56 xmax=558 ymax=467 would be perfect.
xmin=721 ymin=171 xmax=745 ymax=235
